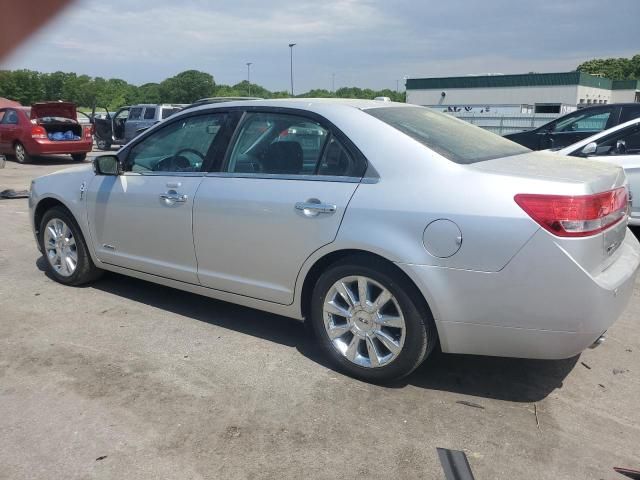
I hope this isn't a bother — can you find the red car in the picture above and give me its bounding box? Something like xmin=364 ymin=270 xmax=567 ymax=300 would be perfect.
xmin=0 ymin=102 xmax=93 ymax=163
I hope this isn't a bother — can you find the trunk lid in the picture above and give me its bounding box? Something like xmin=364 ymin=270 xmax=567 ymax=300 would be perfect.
xmin=31 ymin=102 xmax=77 ymax=120
xmin=473 ymin=150 xmax=626 ymax=193
xmin=472 ymin=151 xmax=629 ymax=274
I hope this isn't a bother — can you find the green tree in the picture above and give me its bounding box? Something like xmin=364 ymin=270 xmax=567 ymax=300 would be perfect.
xmin=159 ymin=70 xmax=215 ymax=103
xmin=577 ymin=53 xmax=640 ymax=80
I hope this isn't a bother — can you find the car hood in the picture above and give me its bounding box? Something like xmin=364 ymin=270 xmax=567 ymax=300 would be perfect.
xmin=31 ymin=102 xmax=77 ymax=120
xmin=43 ymin=163 xmax=93 ymax=178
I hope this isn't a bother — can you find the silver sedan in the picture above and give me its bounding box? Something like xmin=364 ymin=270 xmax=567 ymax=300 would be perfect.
xmin=29 ymin=99 xmax=640 ymax=382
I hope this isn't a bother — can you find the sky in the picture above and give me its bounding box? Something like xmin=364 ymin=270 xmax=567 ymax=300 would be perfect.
xmin=3 ymin=0 xmax=639 ymax=93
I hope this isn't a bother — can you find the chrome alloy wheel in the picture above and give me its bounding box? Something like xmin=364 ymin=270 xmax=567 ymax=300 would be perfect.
xmin=15 ymin=143 xmax=26 ymax=162
xmin=44 ymin=218 xmax=78 ymax=277
xmin=323 ymin=276 xmax=406 ymax=368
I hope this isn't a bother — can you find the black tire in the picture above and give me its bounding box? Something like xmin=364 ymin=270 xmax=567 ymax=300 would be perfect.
xmin=72 ymin=153 xmax=87 ymax=162
xmin=14 ymin=142 xmax=31 ymax=164
xmin=39 ymin=206 xmax=103 ymax=286
xmin=95 ymin=137 xmax=111 ymax=150
xmin=310 ymin=255 xmax=437 ymax=383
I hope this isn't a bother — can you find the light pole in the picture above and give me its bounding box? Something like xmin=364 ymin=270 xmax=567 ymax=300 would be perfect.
xmin=288 ymin=43 xmax=296 ymax=96
xmin=246 ymin=62 xmax=252 ymax=96
xmin=332 ymin=73 xmax=335 ymax=93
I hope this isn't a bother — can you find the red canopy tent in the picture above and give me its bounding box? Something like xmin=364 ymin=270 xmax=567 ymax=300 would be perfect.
xmin=0 ymin=97 xmax=21 ymax=108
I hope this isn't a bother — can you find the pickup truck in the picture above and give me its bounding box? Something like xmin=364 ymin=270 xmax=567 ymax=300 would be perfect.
xmin=93 ymin=103 xmax=183 ymax=150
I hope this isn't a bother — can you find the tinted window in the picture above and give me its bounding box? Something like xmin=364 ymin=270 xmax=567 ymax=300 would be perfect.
xmin=366 ymin=106 xmax=529 ymax=164
xmin=129 ymin=107 xmax=143 ymax=120
xmin=162 ymin=108 xmax=180 ymax=119
xmin=227 ymin=112 xmax=329 ymax=175
xmin=128 ymin=113 xmax=226 ymax=173
xmin=143 ymin=107 xmax=156 ymax=120
xmin=620 ymin=106 xmax=640 ymax=123
xmin=553 ymin=109 xmax=612 ymax=132
xmin=0 ymin=110 xmax=5 ymax=122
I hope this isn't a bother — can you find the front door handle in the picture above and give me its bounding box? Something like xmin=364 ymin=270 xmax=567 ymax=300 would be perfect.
xmin=160 ymin=190 xmax=188 ymax=204
xmin=295 ymin=200 xmax=337 ymax=217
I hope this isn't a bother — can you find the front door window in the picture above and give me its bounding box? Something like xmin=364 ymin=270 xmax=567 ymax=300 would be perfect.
xmin=127 ymin=113 xmax=227 ymax=173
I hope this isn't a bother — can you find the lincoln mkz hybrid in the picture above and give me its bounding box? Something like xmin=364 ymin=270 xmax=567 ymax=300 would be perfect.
xmin=29 ymin=99 xmax=640 ymax=382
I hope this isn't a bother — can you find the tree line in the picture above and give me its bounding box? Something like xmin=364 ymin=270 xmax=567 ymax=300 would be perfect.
xmin=577 ymin=53 xmax=640 ymax=81
xmin=0 ymin=68 xmax=405 ymax=109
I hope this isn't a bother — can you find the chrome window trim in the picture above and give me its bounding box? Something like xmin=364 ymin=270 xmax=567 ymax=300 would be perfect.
xmin=123 ymin=171 xmax=206 ymax=178
xmin=204 ymin=171 xmax=370 ymax=183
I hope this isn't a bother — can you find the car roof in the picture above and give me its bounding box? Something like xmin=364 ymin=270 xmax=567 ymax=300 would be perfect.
xmin=181 ymin=97 xmax=411 ymax=115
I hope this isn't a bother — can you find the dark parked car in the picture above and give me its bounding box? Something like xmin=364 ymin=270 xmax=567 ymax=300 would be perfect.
xmin=93 ymin=104 xmax=183 ymax=150
xmin=504 ymin=103 xmax=640 ymax=150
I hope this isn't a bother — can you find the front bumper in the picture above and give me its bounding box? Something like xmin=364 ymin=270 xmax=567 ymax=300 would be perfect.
xmin=398 ymin=229 xmax=640 ymax=359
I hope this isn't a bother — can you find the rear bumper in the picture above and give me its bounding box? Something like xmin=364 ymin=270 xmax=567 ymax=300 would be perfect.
xmin=26 ymin=138 xmax=92 ymax=155
xmin=398 ymin=228 xmax=640 ymax=359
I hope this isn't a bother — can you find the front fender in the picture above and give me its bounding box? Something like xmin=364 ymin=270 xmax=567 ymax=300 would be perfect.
xmin=30 ymin=166 xmax=99 ymax=263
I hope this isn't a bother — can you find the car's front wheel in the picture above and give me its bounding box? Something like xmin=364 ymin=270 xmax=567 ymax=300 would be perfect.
xmin=39 ymin=206 xmax=103 ymax=285
xmin=310 ymin=255 xmax=437 ymax=382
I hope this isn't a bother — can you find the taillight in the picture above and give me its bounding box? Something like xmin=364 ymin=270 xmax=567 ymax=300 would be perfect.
xmin=83 ymin=125 xmax=93 ymax=138
xmin=515 ymin=187 xmax=628 ymax=237
xmin=31 ymin=125 xmax=47 ymax=139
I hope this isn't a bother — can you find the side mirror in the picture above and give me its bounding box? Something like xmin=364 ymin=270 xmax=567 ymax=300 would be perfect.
xmin=616 ymin=140 xmax=627 ymax=155
xmin=581 ymin=142 xmax=597 ymax=156
xmin=93 ymin=155 xmax=122 ymax=176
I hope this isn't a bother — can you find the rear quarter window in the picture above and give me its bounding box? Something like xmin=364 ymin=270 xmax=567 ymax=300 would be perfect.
xmin=366 ymin=106 xmax=529 ymax=164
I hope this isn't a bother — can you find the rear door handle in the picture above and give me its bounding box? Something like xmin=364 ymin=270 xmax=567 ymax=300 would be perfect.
xmin=295 ymin=200 xmax=336 ymax=217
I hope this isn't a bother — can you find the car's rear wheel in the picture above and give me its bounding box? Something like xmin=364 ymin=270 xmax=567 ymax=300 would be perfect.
xmin=72 ymin=153 xmax=87 ymax=162
xmin=310 ymin=255 xmax=437 ymax=382
xmin=14 ymin=142 xmax=31 ymax=164
xmin=39 ymin=206 xmax=103 ymax=286
xmin=95 ymin=137 xmax=111 ymax=150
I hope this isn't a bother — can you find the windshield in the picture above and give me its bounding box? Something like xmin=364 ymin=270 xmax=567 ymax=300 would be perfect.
xmin=366 ymin=106 xmax=530 ymax=164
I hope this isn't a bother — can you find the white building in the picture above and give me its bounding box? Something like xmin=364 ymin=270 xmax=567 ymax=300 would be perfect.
xmin=406 ymin=72 xmax=640 ymax=115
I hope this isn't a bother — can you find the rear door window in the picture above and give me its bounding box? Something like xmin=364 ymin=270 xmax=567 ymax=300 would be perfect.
xmin=620 ymin=106 xmax=640 ymax=123
xmin=143 ymin=107 xmax=156 ymax=120
xmin=226 ymin=112 xmax=329 ymax=175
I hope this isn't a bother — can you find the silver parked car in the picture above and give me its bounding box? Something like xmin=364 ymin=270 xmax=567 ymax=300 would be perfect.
xmin=29 ymin=99 xmax=640 ymax=382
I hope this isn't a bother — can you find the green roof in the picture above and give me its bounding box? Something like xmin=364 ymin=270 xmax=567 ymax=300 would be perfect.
xmin=612 ymin=79 xmax=640 ymax=90
xmin=406 ymin=72 xmax=614 ymax=90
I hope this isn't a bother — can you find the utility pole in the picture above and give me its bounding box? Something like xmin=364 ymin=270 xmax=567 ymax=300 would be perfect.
xmin=246 ymin=62 xmax=252 ymax=96
xmin=288 ymin=43 xmax=296 ymax=96
xmin=396 ymin=79 xmax=399 ymax=93
xmin=331 ymin=73 xmax=336 ymax=93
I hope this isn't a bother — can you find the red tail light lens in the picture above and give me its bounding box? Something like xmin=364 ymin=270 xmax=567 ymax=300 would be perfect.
xmin=31 ymin=125 xmax=47 ymax=139
xmin=515 ymin=187 xmax=628 ymax=237
xmin=83 ymin=125 xmax=93 ymax=138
